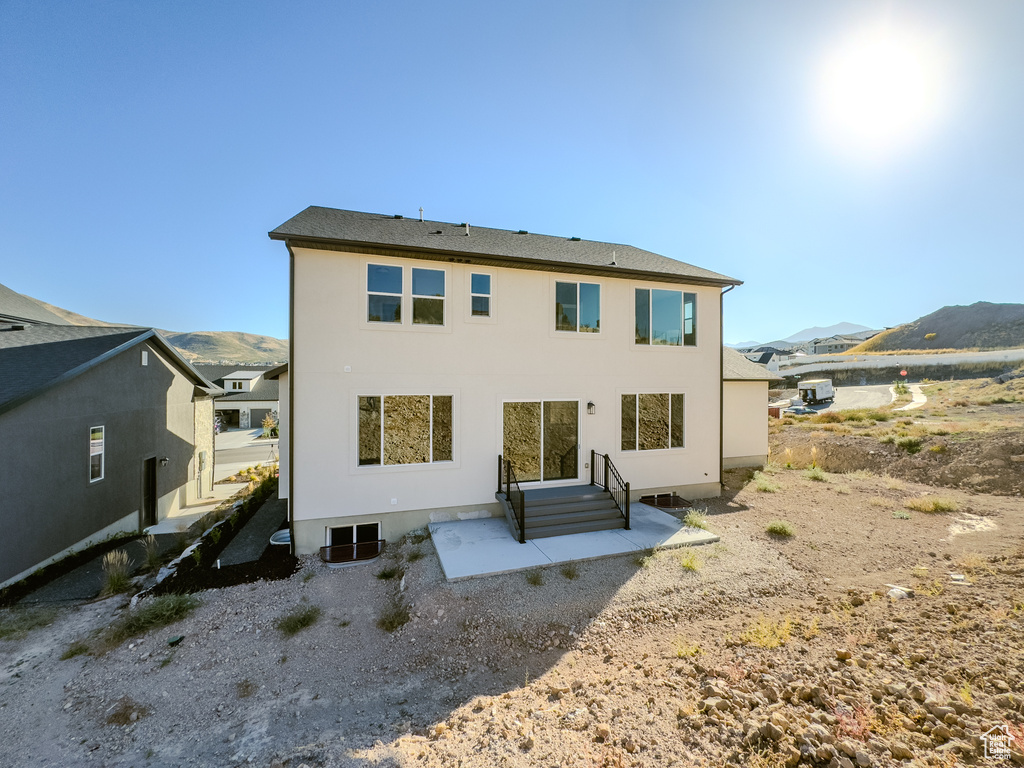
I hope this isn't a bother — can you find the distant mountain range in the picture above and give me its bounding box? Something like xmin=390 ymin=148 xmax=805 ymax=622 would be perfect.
xmin=31 ymin=295 xmax=287 ymax=364
xmin=849 ymin=302 xmax=1024 ymax=353
xmin=727 ymin=322 xmax=872 ymax=349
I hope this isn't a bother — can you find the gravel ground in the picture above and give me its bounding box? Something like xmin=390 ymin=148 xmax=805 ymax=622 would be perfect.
xmin=1 ymin=465 xmax=1022 ymax=767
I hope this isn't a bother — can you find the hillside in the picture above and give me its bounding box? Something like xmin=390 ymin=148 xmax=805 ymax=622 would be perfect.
xmin=22 ymin=290 xmax=286 ymax=364
xmin=849 ymin=302 xmax=1024 ymax=353
xmin=164 ymin=331 xmax=287 ymax=364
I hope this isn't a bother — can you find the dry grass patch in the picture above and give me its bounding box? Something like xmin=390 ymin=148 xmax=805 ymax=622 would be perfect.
xmin=97 ymin=594 xmax=200 ymax=652
xmin=676 ymin=549 xmax=701 ymax=572
xmin=765 ymin=520 xmax=794 ymax=537
xmin=683 ymin=508 xmax=709 ymax=530
xmin=868 ymin=496 xmax=890 ymax=507
xmin=884 ymin=476 xmax=905 ymax=491
xmin=753 ymin=471 xmax=779 ymax=493
xmin=376 ymin=597 xmax=411 ymax=633
xmin=275 ymin=604 xmax=322 ymax=636
xmin=0 ymin=606 xmax=57 ymax=640
xmin=100 ymin=549 xmax=132 ymax=597
xmin=904 ymin=496 xmax=959 ymax=514
xmin=739 ymin=615 xmax=792 ymax=648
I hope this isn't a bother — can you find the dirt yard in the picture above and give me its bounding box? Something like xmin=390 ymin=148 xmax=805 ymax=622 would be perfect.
xmin=2 ymin=400 xmax=1023 ymax=767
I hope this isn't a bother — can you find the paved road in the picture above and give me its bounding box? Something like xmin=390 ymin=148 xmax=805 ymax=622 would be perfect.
xmin=215 ymin=428 xmax=279 ymax=481
xmin=825 ymin=384 xmax=893 ymax=411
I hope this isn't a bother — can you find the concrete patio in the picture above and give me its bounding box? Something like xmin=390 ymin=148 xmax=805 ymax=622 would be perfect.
xmin=428 ymin=502 xmax=719 ymax=581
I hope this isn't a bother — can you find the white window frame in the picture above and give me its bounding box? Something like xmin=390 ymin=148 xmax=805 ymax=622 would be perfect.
xmin=620 ymin=393 xmax=686 ymax=452
xmin=634 ymin=288 xmax=698 ymax=347
xmin=366 ymin=263 xmax=404 ymax=325
xmin=554 ymin=280 xmax=601 ymax=334
xmin=411 ymin=266 xmax=446 ymax=326
xmin=89 ymin=425 xmax=105 ymax=483
xmin=357 ymin=394 xmax=455 ymax=468
xmin=469 ymin=272 xmax=491 ymax=318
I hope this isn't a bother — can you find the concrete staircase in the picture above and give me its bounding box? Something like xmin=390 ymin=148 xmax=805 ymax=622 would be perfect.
xmin=498 ymin=484 xmax=625 ymax=541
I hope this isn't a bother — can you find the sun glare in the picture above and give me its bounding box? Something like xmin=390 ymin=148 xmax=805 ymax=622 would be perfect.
xmin=818 ymin=23 xmax=947 ymax=161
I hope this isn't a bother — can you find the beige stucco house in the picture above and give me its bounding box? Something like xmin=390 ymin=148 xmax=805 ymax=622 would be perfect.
xmin=270 ymin=207 xmax=744 ymax=556
xmin=723 ymin=348 xmax=781 ymax=468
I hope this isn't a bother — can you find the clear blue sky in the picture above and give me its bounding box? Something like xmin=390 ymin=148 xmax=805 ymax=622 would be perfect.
xmin=2 ymin=1 xmax=1022 ymax=344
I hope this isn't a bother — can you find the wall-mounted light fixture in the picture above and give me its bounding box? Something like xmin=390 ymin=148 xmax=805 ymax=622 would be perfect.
xmin=587 ymin=401 xmax=596 ymax=415
xmin=159 ymin=457 xmax=169 ymax=467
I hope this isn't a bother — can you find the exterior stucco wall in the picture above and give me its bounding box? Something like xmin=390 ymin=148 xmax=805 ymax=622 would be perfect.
xmin=290 ymin=247 xmax=724 ymax=554
xmin=191 ymin=395 xmax=215 ymax=503
xmin=723 ymin=379 xmax=769 ymax=467
xmin=0 ymin=340 xmax=202 ymax=587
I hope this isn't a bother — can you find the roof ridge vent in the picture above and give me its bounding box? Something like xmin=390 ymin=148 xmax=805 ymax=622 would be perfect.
xmin=393 ymin=214 xmax=404 ymax=219
xmin=569 ymin=236 xmax=581 ymax=241
xmin=517 ymin=230 xmax=528 ymax=235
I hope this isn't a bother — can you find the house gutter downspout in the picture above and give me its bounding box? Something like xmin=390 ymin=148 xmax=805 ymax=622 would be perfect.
xmin=720 ymin=284 xmax=736 ymax=490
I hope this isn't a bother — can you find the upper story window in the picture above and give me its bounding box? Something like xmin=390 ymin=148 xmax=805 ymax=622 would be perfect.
xmin=555 ymin=281 xmax=600 ymax=333
xmin=367 ymin=264 xmax=403 ymax=324
xmin=470 ymin=273 xmax=491 ymax=317
xmin=231 ymin=381 xmax=243 ymax=390
xmin=634 ymin=288 xmax=696 ymax=346
xmin=89 ymin=426 xmax=105 ymax=482
xmin=412 ymin=268 xmax=445 ymax=325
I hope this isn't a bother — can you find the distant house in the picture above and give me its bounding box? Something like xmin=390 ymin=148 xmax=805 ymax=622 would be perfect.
xmin=0 ymin=321 xmax=219 ymax=589
xmin=269 ymin=206 xmax=744 ymax=555
xmin=194 ymin=364 xmax=280 ymax=430
xmin=723 ymin=348 xmax=782 ymax=468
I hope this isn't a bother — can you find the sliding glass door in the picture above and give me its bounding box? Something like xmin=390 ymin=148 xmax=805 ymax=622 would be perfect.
xmin=502 ymin=400 xmax=579 ymax=483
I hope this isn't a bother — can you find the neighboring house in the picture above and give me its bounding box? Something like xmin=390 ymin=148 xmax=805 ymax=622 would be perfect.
xmin=193 ymin=364 xmax=280 ymax=430
xmin=743 ymin=350 xmax=781 ymax=372
xmin=802 ymin=332 xmax=880 ymax=355
xmin=269 ymin=206 xmax=742 ymax=556
xmin=723 ymin=348 xmax=782 ymax=468
xmin=0 ymin=323 xmax=220 ymax=589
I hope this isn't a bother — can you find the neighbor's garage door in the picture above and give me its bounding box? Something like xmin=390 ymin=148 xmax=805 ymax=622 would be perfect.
xmin=250 ymin=408 xmax=271 ymax=428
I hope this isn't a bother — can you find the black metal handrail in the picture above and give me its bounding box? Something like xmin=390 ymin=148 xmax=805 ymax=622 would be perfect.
xmin=498 ymin=454 xmax=527 ymax=543
xmin=590 ymin=449 xmax=630 ymax=530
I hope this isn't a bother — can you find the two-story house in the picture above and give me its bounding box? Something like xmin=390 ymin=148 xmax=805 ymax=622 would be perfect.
xmin=193 ymin=364 xmax=281 ymax=430
xmin=269 ymin=207 xmax=742 ymax=558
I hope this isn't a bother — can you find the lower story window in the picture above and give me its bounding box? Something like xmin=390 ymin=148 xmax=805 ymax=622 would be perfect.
xmin=358 ymin=395 xmax=453 ymax=466
xmin=621 ymin=394 xmax=685 ymax=451
xmin=326 ymin=522 xmax=383 ymax=562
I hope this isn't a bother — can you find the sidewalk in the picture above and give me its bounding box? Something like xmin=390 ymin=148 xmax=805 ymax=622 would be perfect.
xmin=145 ymin=481 xmax=247 ymax=534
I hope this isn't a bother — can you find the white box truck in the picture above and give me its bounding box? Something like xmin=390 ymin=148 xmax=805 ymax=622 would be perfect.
xmin=798 ymin=379 xmax=835 ymax=405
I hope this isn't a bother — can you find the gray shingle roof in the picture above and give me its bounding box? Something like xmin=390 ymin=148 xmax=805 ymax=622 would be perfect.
xmin=723 ymin=347 xmax=783 ymax=381
xmin=269 ymin=207 xmax=741 ymax=287
xmin=215 ymin=378 xmax=279 ymax=403
xmin=0 ymin=282 xmax=70 ymax=325
xmin=192 ymin=364 xmax=278 ymax=388
xmin=0 ymin=325 xmax=219 ymax=415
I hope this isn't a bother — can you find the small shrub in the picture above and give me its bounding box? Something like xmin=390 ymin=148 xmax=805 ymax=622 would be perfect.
xmin=740 ymin=615 xmax=792 ymax=648
xmin=236 ymin=679 xmax=257 ymax=698
xmin=929 ymin=444 xmax=947 ymax=454
xmin=884 ymin=476 xmax=904 ymax=490
xmin=673 ymin=639 xmax=702 ymax=658
xmin=407 ymin=549 xmax=425 ymax=563
xmin=633 ymin=550 xmax=655 ymax=568
xmin=683 ymin=509 xmax=709 ymax=530
xmin=895 ymin=436 xmax=922 ymax=454
xmin=407 ymin=530 xmax=430 ymax=545
xmin=143 ymin=535 xmax=162 ymax=573
xmin=376 ymin=598 xmax=411 ymax=632
xmin=801 ymin=617 xmax=820 ymax=640
xmin=868 ymin=411 xmax=891 ymax=422
xmin=105 ymin=697 xmax=151 ymax=726
xmin=525 ymin=570 xmax=544 ymax=586
xmin=834 ymin=485 xmax=850 ymax=495
xmin=904 ymin=496 xmax=959 ymax=514
xmin=930 ymin=428 xmax=950 ymax=436
xmin=60 ymin=641 xmax=90 ymax=660
xmin=302 ymin=571 xmax=315 ymax=583
xmin=925 ymin=333 xmax=937 ymax=340
xmin=893 ymin=381 xmax=910 ymax=395
xmin=0 ymin=606 xmax=58 ymax=640
xmin=276 ymin=605 xmax=321 ymax=636
xmin=869 ymin=496 xmax=890 ymax=508
xmin=766 ymin=520 xmax=794 ymax=537
xmin=101 ymin=550 xmax=132 ymax=596
xmin=753 ymin=471 xmax=779 ymax=493
xmin=812 ymin=411 xmax=843 ymax=424
xmin=878 ymin=434 xmax=896 ymax=444
xmin=376 ymin=566 xmax=401 ymax=581
xmin=677 ymin=550 xmax=701 ymax=572
xmin=783 ymin=447 xmax=794 ymax=468
xmin=804 ymin=466 xmax=827 ymax=482
xmin=560 ymin=562 xmax=579 ymax=580
xmin=101 ymin=594 xmax=200 ymax=649
xmin=892 ymin=510 xmax=911 ymax=520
